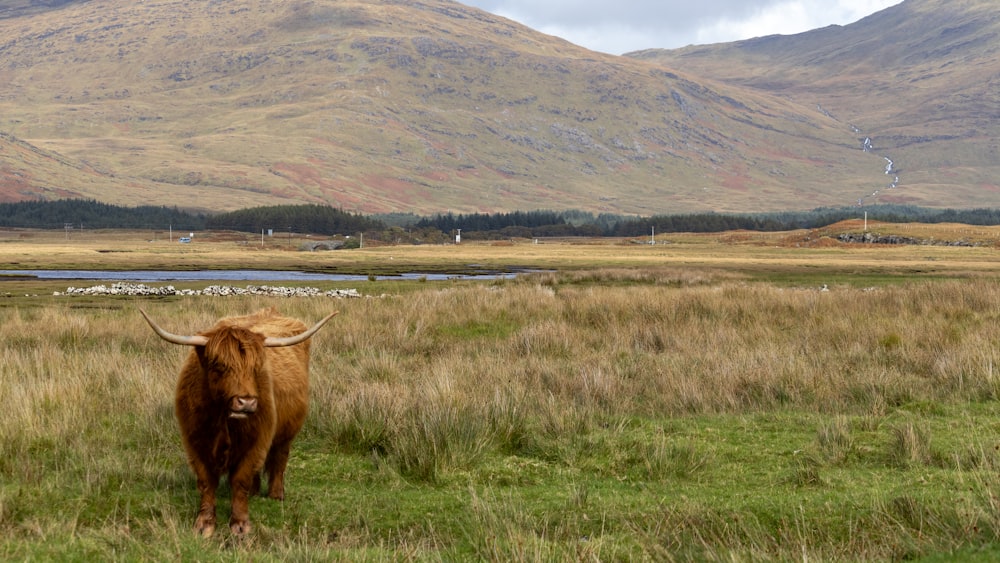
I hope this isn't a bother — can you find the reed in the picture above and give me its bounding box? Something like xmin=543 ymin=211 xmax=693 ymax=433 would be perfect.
xmin=3 ymin=274 xmax=1000 ymax=559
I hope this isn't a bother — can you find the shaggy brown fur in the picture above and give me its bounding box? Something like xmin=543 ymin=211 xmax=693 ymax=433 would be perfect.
xmin=171 ymin=308 xmax=315 ymax=537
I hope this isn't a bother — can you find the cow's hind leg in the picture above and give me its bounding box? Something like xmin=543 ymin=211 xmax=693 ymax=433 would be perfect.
xmin=250 ymin=472 xmax=262 ymax=496
xmin=264 ymin=439 xmax=293 ymax=500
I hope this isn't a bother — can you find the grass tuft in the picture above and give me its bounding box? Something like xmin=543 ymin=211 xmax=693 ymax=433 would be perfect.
xmin=889 ymin=422 xmax=933 ymax=467
xmin=817 ymin=415 xmax=854 ymax=464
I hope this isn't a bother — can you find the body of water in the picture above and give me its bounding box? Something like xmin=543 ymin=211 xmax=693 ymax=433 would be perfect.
xmin=0 ymin=269 xmax=517 ymax=282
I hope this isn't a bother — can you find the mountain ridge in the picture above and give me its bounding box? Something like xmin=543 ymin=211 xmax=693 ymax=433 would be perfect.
xmin=629 ymin=0 xmax=1000 ymax=209
xmin=0 ymin=0 xmax=988 ymax=214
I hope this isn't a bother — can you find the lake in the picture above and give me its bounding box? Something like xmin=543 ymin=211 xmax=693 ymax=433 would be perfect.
xmin=0 ymin=269 xmax=518 ymax=282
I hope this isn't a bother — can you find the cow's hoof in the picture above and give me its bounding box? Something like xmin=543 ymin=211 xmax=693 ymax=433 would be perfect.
xmin=194 ymin=514 xmax=216 ymax=538
xmin=230 ymin=519 xmax=252 ymax=536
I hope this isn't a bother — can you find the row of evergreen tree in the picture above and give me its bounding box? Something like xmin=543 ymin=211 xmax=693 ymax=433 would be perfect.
xmin=205 ymin=204 xmax=383 ymax=235
xmin=418 ymin=206 xmax=1000 ymax=238
xmin=0 ymin=199 xmax=205 ymax=230
xmin=0 ymin=199 xmax=998 ymax=238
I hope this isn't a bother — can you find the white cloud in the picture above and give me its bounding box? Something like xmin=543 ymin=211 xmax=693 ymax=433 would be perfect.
xmin=465 ymin=0 xmax=903 ymax=54
xmin=694 ymin=0 xmax=899 ymax=45
xmin=530 ymin=21 xmax=664 ymax=55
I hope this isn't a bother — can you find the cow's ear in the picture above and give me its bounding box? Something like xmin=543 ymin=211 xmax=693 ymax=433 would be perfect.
xmin=194 ymin=347 xmax=210 ymax=371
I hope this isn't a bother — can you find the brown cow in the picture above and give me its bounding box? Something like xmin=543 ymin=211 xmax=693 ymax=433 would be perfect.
xmin=140 ymin=307 xmax=337 ymax=537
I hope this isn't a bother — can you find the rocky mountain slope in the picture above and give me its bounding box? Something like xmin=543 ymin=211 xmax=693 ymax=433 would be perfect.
xmin=630 ymin=0 xmax=1000 ymax=210
xmin=0 ymin=0 xmax=969 ymax=214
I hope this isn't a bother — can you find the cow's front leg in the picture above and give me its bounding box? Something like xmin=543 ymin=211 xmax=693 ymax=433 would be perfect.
xmin=229 ymin=462 xmax=260 ymax=535
xmin=194 ymin=475 xmax=219 ymax=537
xmin=228 ymin=491 xmax=251 ymax=535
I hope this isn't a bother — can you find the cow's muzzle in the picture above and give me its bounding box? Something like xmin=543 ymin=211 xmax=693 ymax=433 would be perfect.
xmin=229 ymin=396 xmax=258 ymax=419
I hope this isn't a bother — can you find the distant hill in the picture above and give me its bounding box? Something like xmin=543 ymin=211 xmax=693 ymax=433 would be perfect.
xmin=0 ymin=0 xmax=986 ymax=214
xmin=629 ymin=0 xmax=1000 ymax=210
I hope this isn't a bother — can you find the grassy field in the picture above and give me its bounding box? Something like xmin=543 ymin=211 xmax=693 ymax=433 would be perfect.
xmin=2 ymin=220 xmax=999 ymax=278
xmin=2 ymin=226 xmax=1000 ymax=560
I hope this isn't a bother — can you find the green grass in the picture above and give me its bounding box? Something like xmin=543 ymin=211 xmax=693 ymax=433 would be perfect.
xmin=6 ymin=404 xmax=1000 ymax=560
xmin=5 ymin=273 xmax=1000 ymax=559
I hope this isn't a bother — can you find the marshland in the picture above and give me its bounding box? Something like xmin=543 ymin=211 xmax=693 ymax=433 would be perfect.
xmin=2 ymin=224 xmax=1000 ymax=560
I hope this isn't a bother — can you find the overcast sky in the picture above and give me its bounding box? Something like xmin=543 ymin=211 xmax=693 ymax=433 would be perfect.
xmin=462 ymin=0 xmax=903 ymax=54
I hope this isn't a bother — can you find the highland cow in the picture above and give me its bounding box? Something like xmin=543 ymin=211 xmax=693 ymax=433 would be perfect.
xmin=140 ymin=307 xmax=336 ymax=537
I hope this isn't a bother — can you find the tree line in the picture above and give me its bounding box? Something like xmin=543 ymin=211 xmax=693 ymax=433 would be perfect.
xmin=1 ymin=199 xmax=997 ymax=240
xmin=0 ymin=199 xmax=205 ymax=230
xmin=415 ymin=206 xmax=1000 ymax=239
xmin=205 ymin=204 xmax=383 ymax=235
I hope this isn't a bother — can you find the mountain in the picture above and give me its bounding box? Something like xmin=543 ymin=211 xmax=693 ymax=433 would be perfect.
xmin=0 ymin=0 xmax=943 ymax=215
xmin=629 ymin=0 xmax=1000 ymax=210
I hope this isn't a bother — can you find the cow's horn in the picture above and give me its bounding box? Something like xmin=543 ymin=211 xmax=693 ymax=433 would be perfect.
xmin=139 ymin=308 xmax=210 ymax=347
xmin=263 ymin=312 xmax=339 ymax=347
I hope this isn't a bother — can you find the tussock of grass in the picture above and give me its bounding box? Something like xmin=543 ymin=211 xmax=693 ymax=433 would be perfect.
xmin=889 ymin=422 xmax=934 ymax=467
xmin=816 ymin=415 xmax=855 ymax=464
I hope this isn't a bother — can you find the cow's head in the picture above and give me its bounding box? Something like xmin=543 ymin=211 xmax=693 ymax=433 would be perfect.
xmin=199 ymin=326 xmax=267 ymax=419
xmin=140 ymin=309 xmax=337 ymax=419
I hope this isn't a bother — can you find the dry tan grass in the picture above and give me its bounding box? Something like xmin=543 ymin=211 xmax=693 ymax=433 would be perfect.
xmin=41 ymin=274 xmax=989 ymax=446
xmin=1 ymin=225 xmax=999 ymax=278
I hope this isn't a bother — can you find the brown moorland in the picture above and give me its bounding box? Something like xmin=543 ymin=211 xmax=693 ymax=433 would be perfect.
xmin=0 ymin=0 xmax=918 ymax=215
xmin=630 ymin=0 xmax=1000 ymax=210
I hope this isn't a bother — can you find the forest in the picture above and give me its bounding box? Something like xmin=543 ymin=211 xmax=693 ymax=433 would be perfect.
xmin=1 ymin=199 xmax=998 ymax=240
xmin=204 ymin=204 xmax=383 ymax=235
xmin=0 ymin=199 xmax=206 ymax=231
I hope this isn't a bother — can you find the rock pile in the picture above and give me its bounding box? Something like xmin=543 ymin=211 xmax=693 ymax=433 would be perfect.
xmin=55 ymin=282 xmax=361 ymax=298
